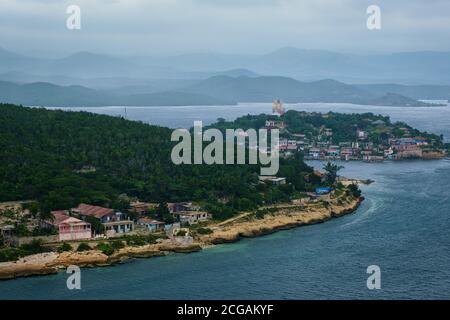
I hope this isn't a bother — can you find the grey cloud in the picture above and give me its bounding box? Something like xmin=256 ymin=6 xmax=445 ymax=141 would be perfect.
xmin=0 ymin=0 xmax=449 ymax=57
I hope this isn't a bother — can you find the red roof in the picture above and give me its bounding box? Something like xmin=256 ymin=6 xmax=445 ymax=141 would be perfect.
xmin=50 ymin=211 xmax=71 ymax=226
xmin=72 ymin=203 xmax=114 ymax=219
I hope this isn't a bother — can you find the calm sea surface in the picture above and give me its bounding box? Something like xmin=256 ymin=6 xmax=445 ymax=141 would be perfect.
xmin=1 ymin=103 xmax=450 ymax=299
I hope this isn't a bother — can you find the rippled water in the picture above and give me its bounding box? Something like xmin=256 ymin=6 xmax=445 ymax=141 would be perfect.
xmin=2 ymin=103 xmax=450 ymax=299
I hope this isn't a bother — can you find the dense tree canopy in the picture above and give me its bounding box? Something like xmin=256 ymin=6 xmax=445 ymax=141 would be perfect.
xmin=0 ymin=104 xmax=317 ymax=220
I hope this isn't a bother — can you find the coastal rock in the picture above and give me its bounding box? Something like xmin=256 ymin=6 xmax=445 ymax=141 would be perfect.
xmin=0 ymin=196 xmax=363 ymax=280
xmin=49 ymin=251 xmax=109 ymax=268
xmin=199 ymin=197 xmax=363 ymax=245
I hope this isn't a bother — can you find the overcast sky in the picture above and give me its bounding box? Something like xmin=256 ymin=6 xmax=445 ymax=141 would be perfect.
xmin=1 ymin=0 xmax=449 ymax=57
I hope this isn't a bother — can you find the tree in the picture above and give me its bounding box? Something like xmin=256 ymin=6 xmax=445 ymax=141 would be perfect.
xmin=38 ymin=207 xmax=54 ymax=223
xmin=347 ymin=184 xmax=362 ymax=197
xmin=24 ymin=202 xmax=40 ymax=218
xmin=84 ymin=216 xmax=105 ymax=235
xmin=323 ymin=162 xmax=344 ymax=185
xmin=156 ymin=202 xmax=174 ymax=224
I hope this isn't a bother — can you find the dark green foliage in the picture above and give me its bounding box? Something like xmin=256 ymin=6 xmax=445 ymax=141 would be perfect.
xmin=175 ymin=230 xmax=187 ymax=237
xmin=58 ymin=242 xmax=72 ymax=252
xmin=96 ymin=242 xmax=114 ymax=256
xmin=0 ymin=239 xmax=51 ymax=262
xmin=0 ymin=248 xmax=20 ymax=262
xmin=156 ymin=202 xmax=174 ymax=224
xmin=196 ymin=227 xmax=213 ymax=235
xmin=20 ymin=239 xmax=48 ymax=255
xmin=32 ymin=226 xmax=57 ymax=236
xmin=0 ymin=104 xmax=291 ymax=215
xmin=0 ymin=104 xmax=320 ymax=221
xmin=111 ymin=240 xmax=125 ymax=250
xmin=76 ymin=242 xmax=91 ymax=252
xmin=13 ymin=223 xmax=31 ymax=237
xmin=323 ymin=162 xmax=344 ymax=185
xmin=121 ymin=234 xmax=164 ymax=246
xmin=84 ymin=216 xmax=105 ymax=235
xmin=347 ymin=184 xmax=362 ymax=198
xmin=124 ymin=236 xmax=146 ymax=246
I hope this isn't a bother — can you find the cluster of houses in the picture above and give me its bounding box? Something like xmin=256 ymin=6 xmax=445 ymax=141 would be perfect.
xmin=43 ymin=201 xmax=211 ymax=242
xmin=302 ymin=135 xmax=439 ymax=161
xmin=263 ymin=119 xmax=441 ymax=162
xmin=258 ymin=113 xmax=445 ymax=161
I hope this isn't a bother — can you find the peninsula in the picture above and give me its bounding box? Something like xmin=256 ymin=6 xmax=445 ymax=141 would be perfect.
xmin=0 ymin=102 xmax=446 ymax=280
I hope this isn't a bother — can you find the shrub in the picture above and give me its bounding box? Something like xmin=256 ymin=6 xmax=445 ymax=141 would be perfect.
xmin=96 ymin=242 xmax=114 ymax=256
xmin=125 ymin=235 xmax=146 ymax=246
xmin=255 ymin=210 xmax=265 ymax=220
xmin=111 ymin=240 xmax=125 ymax=250
xmin=32 ymin=226 xmax=57 ymax=236
xmin=76 ymin=242 xmax=91 ymax=252
xmin=20 ymin=239 xmax=48 ymax=255
xmin=144 ymin=234 xmax=162 ymax=244
xmin=346 ymin=184 xmax=362 ymax=197
xmin=0 ymin=248 xmax=20 ymax=262
xmin=58 ymin=242 xmax=72 ymax=253
xmin=175 ymin=230 xmax=187 ymax=237
xmin=196 ymin=227 xmax=213 ymax=235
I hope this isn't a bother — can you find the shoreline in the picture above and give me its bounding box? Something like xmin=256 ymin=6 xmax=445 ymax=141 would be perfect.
xmin=0 ymin=194 xmax=363 ymax=281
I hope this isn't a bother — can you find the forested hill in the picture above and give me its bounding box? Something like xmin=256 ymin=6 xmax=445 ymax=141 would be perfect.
xmin=0 ymin=104 xmax=313 ymax=219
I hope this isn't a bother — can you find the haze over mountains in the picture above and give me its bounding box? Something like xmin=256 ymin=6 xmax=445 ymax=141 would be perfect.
xmin=0 ymin=46 xmax=449 ymax=107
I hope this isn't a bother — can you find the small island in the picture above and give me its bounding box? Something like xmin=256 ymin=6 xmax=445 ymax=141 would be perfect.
xmin=211 ymin=109 xmax=448 ymax=161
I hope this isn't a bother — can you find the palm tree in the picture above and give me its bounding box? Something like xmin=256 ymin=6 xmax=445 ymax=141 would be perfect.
xmin=323 ymin=162 xmax=344 ymax=185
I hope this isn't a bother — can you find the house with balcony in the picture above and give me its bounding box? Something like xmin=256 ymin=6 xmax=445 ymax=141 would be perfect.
xmin=45 ymin=211 xmax=92 ymax=242
xmin=72 ymin=204 xmax=134 ymax=237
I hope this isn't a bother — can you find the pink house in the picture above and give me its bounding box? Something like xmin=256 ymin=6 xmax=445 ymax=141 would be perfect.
xmin=50 ymin=211 xmax=92 ymax=241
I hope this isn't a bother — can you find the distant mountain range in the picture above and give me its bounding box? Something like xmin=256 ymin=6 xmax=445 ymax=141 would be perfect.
xmin=0 ymin=81 xmax=235 ymax=107
xmin=0 ymin=46 xmax=448 ymax=107
xmin=0 ymin=76 xmax=442 ymax=107
xmin=2 ymin=46 xmax=450 ymax=85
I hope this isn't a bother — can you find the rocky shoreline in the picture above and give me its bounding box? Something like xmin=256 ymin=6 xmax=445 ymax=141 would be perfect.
xmin=0 ymin=243 xmax=202 ymax=280
xmin=0 ymin=195 xmax=363 ymax=281
xmin=198 ymin=196 xmax=363 ymax=245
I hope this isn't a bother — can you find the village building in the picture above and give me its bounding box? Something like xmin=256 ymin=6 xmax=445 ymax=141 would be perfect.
xmin=165 ymin=222 xmax=181 ymax=237
xmin=394 ymin=144 xmax=423 ymax=159
xmin=129 ymin=201 xmax=158 ymax=215
xmin=307 ymin=147 xmax=321 ymax=159
xmin=363 ymin=155 xmax=385 ymax=162
xmin=340 ymin=147 xmax=354 ymax=160
xmin=44 ymin=211 xmax=92 ymax=241
xmin=172 ymin=211 xmax=210 ymax=225
xmin=357 ymin=130 xmax=368 ymax=140
xmin=326 ymin=147 xmax=340 ymax=157
xmin=265 ymin=120 xmax=285 ymax=129
xmin=287 ymin=140 xmax=298 ymax=150
xmin=167 ymin=202 xmax=201 ymax=214
xmin=136 ymin=218 xmax=165 ymax=232
xmin=258 ymin=176 xmax=287 ymax=185
xmin=72 ymin=204 xmax=134 ymax=236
